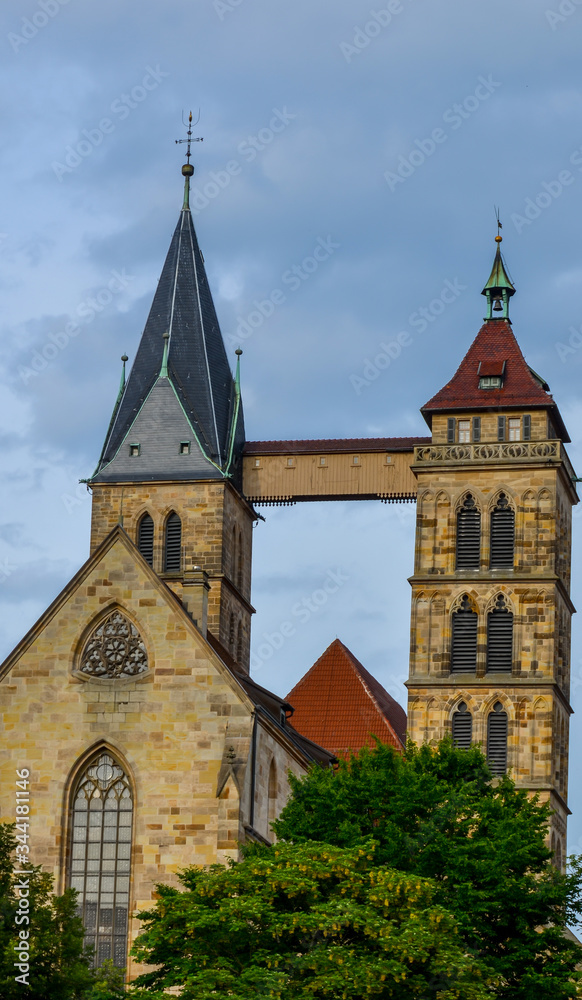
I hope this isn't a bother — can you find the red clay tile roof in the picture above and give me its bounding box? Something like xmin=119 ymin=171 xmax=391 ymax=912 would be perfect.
xmin=422 ymin=319 xmax=569 ymax=441
xmin=286 ymin=638 xmax=406 ymax=758
xmin=244 ymin=437 xmax=430 ymax=455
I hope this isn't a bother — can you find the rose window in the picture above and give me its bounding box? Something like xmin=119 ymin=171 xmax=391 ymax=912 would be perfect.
xmin=80 ymin=611 xmax=148 ymax=678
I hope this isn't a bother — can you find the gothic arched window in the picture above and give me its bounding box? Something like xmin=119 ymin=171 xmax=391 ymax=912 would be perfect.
xmin=456 ymin=494 xmax=481 ymax=569
xmin=490 ymin=493 xmax=515 ymax=569
xmin=486 ymin=595 xmax=513 ymax=672
xmin=268 ymin=758 xmax=278 ymax=825
xmin=137 ymin=513 xmax=154 ymax=566
xmin=487 ymin=702 xmax=508 ymax=775
xmin=164 ymin=512 xmax=182 ymax=572
xmin=451 ymin=595 xmax=478 ymax=673
xmin=236 ymin=620 xmax=243 ymax=663
xmin=452 ymin=701 xmax=472 ymax=749
xmin=68 ymin=752 xmax=132 ymax=968
xmin=79 ymin=610 xmax=148 ymax=679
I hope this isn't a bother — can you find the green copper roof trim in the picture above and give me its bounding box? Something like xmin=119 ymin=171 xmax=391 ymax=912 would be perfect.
xmin=225 ymin=350 xmax=242 ymax=478
xmin=90 ymin=354 xmax=129 ymax=479
xmin=159 ymin=332 xmax=170 ymax=378
xmin=88 ymin=371 xmax=225 ymax=482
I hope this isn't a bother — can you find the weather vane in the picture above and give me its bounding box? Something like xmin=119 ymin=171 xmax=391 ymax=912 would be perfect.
xmin=175 ymin=110 xmax=203 ymax=165
xmin=494 ymin=205 xmax=503 ymax=241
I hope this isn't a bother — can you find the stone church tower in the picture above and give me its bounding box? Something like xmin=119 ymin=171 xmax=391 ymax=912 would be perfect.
xmin=0 ymin=159 xmax=332 ymax=977
xmin=407 ymin=237 xmax=578 ymax=864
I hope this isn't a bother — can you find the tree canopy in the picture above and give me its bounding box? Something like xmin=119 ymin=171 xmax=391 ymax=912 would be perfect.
xmin=131 ymin=840 xmax=498 ymax=999
xmin=273 ymin=739 xmax=582 ymax=999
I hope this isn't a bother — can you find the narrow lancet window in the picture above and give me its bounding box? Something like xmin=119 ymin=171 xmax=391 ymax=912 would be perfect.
xmin=68 ymin=753 xmax=132 ymax=968
xmin=452 ymin=701 xmax=472 ymax=749
xmin=490 ymin=494 xmax=515 ymax=569
xmin=164 ymin=512 xmax=182 ymax=572
xmin=137 ymin=513 xmax=154 ymax=566
xmin=451 ymin=595 xmax=478 ymax=673
xmin=487 ymin=702 xmax=508 ymax=775
xmin=456 ymin=494 xmax=481 ymax=569
xmin=486 ymin=595 xmax=513 ymax=672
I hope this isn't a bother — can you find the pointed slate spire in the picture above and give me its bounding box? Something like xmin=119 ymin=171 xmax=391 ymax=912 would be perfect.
xmin=481 ymin=235 xmax=515 ymax=320
xmin=91 ymin=157 xmax=245 ymax=485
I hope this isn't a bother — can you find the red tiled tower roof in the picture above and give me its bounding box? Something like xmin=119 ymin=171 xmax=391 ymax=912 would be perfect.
xmin=286 ymin=639 xmax=406 ymax=758
xmin=421 ymin=318 xmax=569 ymax=441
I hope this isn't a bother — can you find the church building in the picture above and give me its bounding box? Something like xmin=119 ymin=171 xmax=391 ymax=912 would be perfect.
xmin=0 ymin=139 xmax=577 ymax=979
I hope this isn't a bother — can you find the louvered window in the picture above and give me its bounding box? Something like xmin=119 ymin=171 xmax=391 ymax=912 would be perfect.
xmin=487 ymin=702 xmax=508 ymax=775
xmin=452 ymin=701 xmax=472 ymax=748
xmin=137 ymin=514 xmax=154 ymax=567
xmin=451 ymin=595 xmax=478 ymax=672
xmin=472 ymin=416 xmax=481 ymax=442
xmin=490 ymin=494 xmax=515 ymax=568
xmin=456 ymin=495 xmax=480 ymax=569
xmin=164 ymin=512 xmax=182 ymax=572
xmin=486 ymin=595 xmax=513 ymax=672
xmin=498 ymin=415 xmax=506 ymax=441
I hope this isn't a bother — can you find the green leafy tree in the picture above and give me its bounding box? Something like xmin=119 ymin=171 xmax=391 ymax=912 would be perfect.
xmin=273 ymin=739 xmax=582 ymax=999
xmin=0 ymin=822 xmax=95 ymax=999
xmin=131 ymin=840 xmax=498 ymax=999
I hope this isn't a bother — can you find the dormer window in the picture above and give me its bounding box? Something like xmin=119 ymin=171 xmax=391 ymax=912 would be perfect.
xmin=478 ymin=360 xmax=505 ymax=389
xmin=479 ymin=375 xmax=502 ymax=389
xmin=179 ymin=441 xmax=190 ymax=455
xmin=129 ymin=443 xmax=140 ymax=457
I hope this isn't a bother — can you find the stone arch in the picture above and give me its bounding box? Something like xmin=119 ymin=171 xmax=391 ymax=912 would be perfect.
xmin=487 ymin=486 xmax=516 ymax=511
xmin=449 ymin=590 xmax=479 ymax=614
xmin=454 ymin=489 xmax=483 ymax=514
xmin=73 ymin=605 xmax=149 ymax=680
xmin=484 ymin=590 xmax=514 ymax=615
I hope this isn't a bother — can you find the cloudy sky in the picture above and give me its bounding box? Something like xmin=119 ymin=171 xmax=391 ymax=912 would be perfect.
xmin=2 ymin=0 xmax=582 ymax=846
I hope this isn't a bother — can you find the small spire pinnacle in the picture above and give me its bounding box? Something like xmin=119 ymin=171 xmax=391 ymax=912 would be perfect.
xmin=481 ymin=221 xmax=515 ymax=321
xmin=175 ymin=110 xmax=203 ymax=211
xmin=160 ymin=331 xmax=170 ymax=378
xmin=120 ymin=354 xmax=128 ymax=393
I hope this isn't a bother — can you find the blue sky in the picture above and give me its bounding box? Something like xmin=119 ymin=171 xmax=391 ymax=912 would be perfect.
xmin=1 ymin=0 xmax=582 ymax=847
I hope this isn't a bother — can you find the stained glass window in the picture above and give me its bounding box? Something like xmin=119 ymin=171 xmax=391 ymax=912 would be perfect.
xmin=69 ymin=753 xmax=132 ymax=968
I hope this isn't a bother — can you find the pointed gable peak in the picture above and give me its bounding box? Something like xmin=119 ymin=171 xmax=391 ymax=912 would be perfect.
xmin=92 ymin=166 xmax=244 ymax=484
xmin=286 ymin=638 xmax=406 ymax=757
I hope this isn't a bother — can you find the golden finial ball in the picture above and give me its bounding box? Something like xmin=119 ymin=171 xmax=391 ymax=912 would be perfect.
xmin=495 ymin=235 xmax=502 ymax=243
xmin=182 ymin=163 xmax=194 ymax=177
